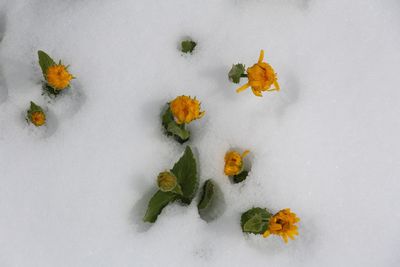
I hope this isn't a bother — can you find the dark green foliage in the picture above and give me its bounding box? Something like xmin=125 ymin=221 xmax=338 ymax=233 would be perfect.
xmin=143 ymin=146 xmax=198 ymax=223
xmin=143 ymin=191 xmax=177 ymax=223
xmin=181 ymin=40 xmax=197 ymax=53
xmin=171 ymin=146 xmax=198 ymax=204
xmin=162 ymin=105 xmax=190 ymax=143
xmin=240 ymin=207 xmax=272 ymax=234
xmin=233 ymin=171 xmax=248 ymax=183
xmin=228 ymin=63 xmax=246 ymax=84
xmin=38 ymin=50 xmax=56 ymax=76
xmin=198 ymin=179 xmax=215 ymax=210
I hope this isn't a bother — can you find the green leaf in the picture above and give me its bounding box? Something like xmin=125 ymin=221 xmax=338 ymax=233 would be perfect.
xmin=161 ymin=105 xmax=174 ymax=129
xmin=181 ymin=40 xmax=197 ymax=53
xmin=233 ymin=171 xmax=248 ymax=183
xmin=241 ymin=207 xmax=272 ymax=234
xmin=28 ymin=101 xmax=43 ymax=114
xmin=38 ymin=50 xmax=56 ymax=76
xmin=42 ymin=83 xmax=61 ymax=97
xmin=162 ymin=105 xmax=190 ymax=143
xmin=171 ymin=146 xmax=198 ymax=204
xmin=143 ymin=190 xmax=177 ymax=223
xmin=243 ymin=214 xmax=264 ymax=233
xmin=167 ymin=122 xmax=190 ymax=141
xmin=228 ymin=63 xmax=245 ymax=84
xmin=198 ymin=179 xmax=215 ymax=210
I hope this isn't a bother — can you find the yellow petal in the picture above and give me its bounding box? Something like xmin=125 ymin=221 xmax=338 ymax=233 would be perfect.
xmin=242 ymin=150 xmax=250 ymax=158
xmin=236 ymin=83 xmax=250 ymax=93
xmin=263 ymin=230 xmax=271 ymax=238
xmin=258 ymin=50 xmax=264 ymax=63
xmin=273 ymin=80 xmax=280 ymax=91
xmin=251 ymin=88 xmax=263 ymax=97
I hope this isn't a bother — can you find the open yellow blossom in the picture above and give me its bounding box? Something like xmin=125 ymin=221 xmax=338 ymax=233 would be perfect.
xmin=170 ymin=95 xmax=204 ymax=124
xmin=46 ymin=64 xmax=73 ymax=90
xmin=263 ymin=208 xmax=300 ymax=243
xmin=236 ymin=50 xmax=280 ymax=97
xmin=30 ymin=111 xmax=46 ymax=126
xmin=224 ymin=150 xmax=250 ymax=176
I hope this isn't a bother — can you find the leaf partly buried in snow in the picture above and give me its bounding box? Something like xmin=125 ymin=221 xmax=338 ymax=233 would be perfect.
xmin=38 ymin=50 xmax=56 ymax=76
xmin=233 ymin=170 xmax=248 ymax=183
xmin=167 ymin=121 xmax=190 ymax=141
xmin=198 ymin=179 xmax=215 ymax=210
xmin=241 ymin=207 xmax=272 ymax=234
xmin=181 ymin=40 xmax=196 ymax=53
xmin=228 ymin=63 xmax=245 ymax=84
xmin=162 ymin=105 xmax=190 ymax=143
xmin=161 ymin=105 xmax=174 ymax=129
xmin=171 ymin=146 xmax=198 ymax=204
xmin=143 ymin=190 xmax=177 ymax=223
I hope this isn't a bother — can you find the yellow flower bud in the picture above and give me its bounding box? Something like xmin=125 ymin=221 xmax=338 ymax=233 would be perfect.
xmin=224 ymin=150 xmax=249 ymax=176
xmin=170 ymin=95 xmax=204 ymax=125
xmin=30 ymin=111 xmax=46 ymax=126
xmin=27 ymin=102 xmax=46 ymax=127
xmin=263 ymin=208 xmax=300 ymax=243
xmin=46 ymin=64 xmax=73 ymax=90
xmin=157 ymin=171 xmax=178 ymax=192
xmin=236 ymin=50 xmax=280 ymax=97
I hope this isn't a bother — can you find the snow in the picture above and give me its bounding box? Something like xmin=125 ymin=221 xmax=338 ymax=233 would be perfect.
xmin=1 ymin=0 xmax=400 ymax=266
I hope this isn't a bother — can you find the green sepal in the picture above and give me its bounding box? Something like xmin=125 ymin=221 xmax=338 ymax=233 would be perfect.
xmin=162 ymin=105 xmax=174 ymax=128
xmin=161 ymin=105 xmax=190 ymax=143
xmin=28 ymin=101 xmax=44 ymax=114
xmin=143 ymin=190 xmax=178 ymax=223
xmin=198 ymin=179 xmax=215 ymax=210
xmin=38 ymin=50 xmax=56 ymax=77
xmin=241 ymin=207 xmax=272 ymax=234
xmin=181 ymin=40 xmax=197 ymax=53
xmin=167 ymin=122 xmax=190 ymax=141
xmin=171 ymin=146 xmax=198 ymax=204
xmin=233 ymin=170 xmax=249 ymax=183
xmin=228 ymin=63 xmax=246 ymax=84
xmin=171 ymin=184 xmax=183 ymax=196
xmin=42 ymin=83 xmax=62 ymax=97
xmin=26 ymin=101 xmax=45 ymax=123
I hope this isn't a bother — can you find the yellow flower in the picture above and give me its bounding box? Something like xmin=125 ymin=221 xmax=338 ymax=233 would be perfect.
xmin=263 ymin=208 xmax=300 ymax=243
xmin=30 ymin=111 xmax=46 ymax=126
xmin=46 ymin=64 xmax=73 ymax=90
xmin=224 ymin=150 xmax=250 ymax=176
xmin=157 ymin=171 xmax=178 ymax=192
xmin=170 ymin=95 xmax=204 ymax=124
xmin=236 ymin=50 xmax=280 ymax=97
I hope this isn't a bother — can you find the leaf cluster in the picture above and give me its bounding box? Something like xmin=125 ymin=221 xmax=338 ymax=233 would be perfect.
xmin=143 ymin=146 xmax=198 ymax=223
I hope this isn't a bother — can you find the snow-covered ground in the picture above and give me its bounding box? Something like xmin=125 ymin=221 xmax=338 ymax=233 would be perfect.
xmin=1 ymin=0 xmax=400 ymax=266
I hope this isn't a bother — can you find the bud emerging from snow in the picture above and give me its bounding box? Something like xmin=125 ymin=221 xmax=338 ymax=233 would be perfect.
xmin=27 ymin=101 xmax=46 ymax=127
xmin=157 ymin=171 xmax=182 ymax=195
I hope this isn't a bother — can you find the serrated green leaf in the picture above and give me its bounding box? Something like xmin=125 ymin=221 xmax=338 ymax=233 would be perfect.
xmin=241 ymin=207 xmax=272 ymax=234
xmin=181 ymin=40 xmax=196 ymax=53
xmin=171 ymin=146 xmax=198 ymax=204
xmin=143 ymin=190 xmax=177 ymax=223
xmin=198 ymin=179 xmax=215 ymax=210
xmin=167 ymin=121 xmax=190 ymax=141
xmin=228 ymin=63 xmax=246 ymax=84
xmin=233 ymin=171 xmax=248 ymax=183
xmin=38 ymin=50 xmax=56 ymax=76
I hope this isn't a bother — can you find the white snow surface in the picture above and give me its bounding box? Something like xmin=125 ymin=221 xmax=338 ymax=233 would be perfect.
xmin=1 ymin=0 xmax=400 ymax=266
